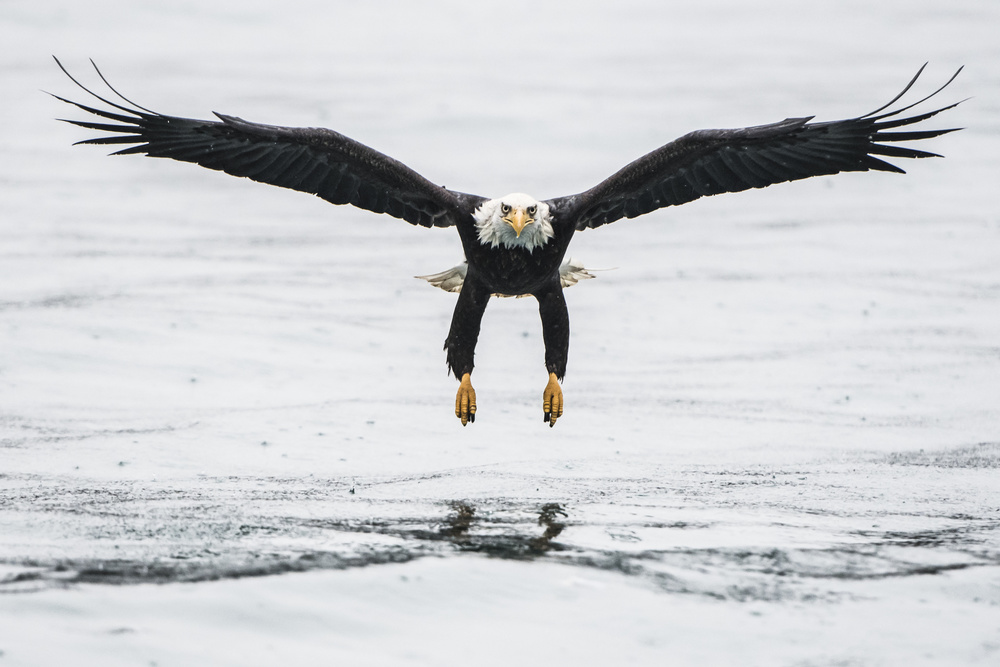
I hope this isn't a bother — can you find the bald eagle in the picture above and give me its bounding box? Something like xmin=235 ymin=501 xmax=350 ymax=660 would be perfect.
xmin=50 ymin=58 xmax=962 ymax=427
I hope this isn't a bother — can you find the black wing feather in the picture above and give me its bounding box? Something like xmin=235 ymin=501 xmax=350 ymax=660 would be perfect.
xmin=51 ymin=58 xmax=484 ymax=228
xmin=553 ymin=66 xmax=963 ymax=230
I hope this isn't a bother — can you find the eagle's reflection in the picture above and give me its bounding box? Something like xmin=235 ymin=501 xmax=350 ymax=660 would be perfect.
xmin=439 ymin=501 xmax=568 ymax=557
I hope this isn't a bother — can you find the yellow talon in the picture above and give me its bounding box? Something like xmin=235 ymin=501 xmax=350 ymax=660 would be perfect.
xmin=455 ymin=373 xmax=477 ymax=426
xmin=542 ymin=372 xmax=563 ymax=427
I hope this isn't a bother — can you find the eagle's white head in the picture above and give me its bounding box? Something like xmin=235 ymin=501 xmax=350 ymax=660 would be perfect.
xmin=473 ymin=193 xmax=554 ymax=251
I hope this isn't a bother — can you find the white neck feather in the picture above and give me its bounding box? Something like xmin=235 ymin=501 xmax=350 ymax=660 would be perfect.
xmin=473 ymin=194 xmax=554 ymax=251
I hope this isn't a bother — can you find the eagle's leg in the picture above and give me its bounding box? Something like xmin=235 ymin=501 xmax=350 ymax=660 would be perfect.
xmin=456 ymin=373 xmax=476 ymax=426
xmin=536 ymin=284 xmax=569 ymax=427
xmin=543 ymin=372 xmax=563 ymax=427
xmin=445 ymin=277 xmax=491 ymax=426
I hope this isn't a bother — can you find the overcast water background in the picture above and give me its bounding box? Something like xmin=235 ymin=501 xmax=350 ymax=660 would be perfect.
xmin=2 ymin=1 xmax=999 ymax=665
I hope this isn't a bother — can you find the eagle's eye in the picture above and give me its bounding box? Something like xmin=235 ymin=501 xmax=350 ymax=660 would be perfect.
xmin=527 ymin=205 xmax=537 ymax=216
xmin=501 ymin=203 xmax=511 ymax=214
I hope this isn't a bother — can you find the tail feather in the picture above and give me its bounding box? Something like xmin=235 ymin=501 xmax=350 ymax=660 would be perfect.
xmin=416 ymin=257 xmax=597 ymax=296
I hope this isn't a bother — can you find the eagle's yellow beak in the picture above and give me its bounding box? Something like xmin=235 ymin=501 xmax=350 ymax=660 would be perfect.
xmin=503 ymin=208 xmax=534 ymax=237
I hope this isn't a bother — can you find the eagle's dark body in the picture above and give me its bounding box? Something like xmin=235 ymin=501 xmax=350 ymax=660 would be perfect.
xmin=50 ymin=58 xmax=962 ymax=426
xmin=449 ymin=214 xmax=577 ymax=381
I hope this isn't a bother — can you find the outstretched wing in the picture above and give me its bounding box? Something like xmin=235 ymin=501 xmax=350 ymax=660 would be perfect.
xmin=50 ymin=58 xmax=484 ymax=228
xmin=549 ymin=65 xmax=963 ymax=230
